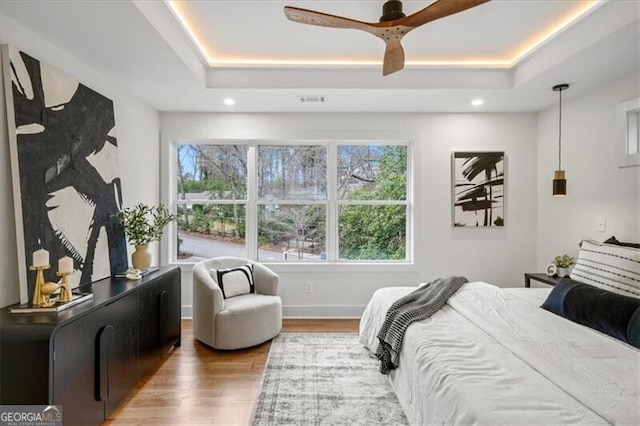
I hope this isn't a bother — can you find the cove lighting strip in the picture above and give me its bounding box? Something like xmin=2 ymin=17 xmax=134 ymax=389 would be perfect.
xmin=165 ymin=0 xmax=602 ymax=69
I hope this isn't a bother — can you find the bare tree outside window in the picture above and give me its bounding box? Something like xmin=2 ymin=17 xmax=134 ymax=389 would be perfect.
xmin=176 ymin=145 xmax=255 ymax=261
xmin=258 ymin=145 xmax=326 ymax=200
xmin=258 ymin=204 xmax=326 ymax=261
xmin=338 ymin=145 xmax=406 ymax=200
xmin=178 ymin=145 xmax=247 ymax=200
xmin=258 ymin=145 xmax=327 ymax=261
xmin=172 ymin=142 xmax=409 ymax=263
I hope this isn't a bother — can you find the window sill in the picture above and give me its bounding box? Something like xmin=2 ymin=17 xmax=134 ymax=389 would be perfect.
xmin=170 ymin=260 xmax=418 ymax=274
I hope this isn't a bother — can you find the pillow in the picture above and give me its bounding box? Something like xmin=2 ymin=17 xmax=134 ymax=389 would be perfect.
xmin=570 ymin=237 xmax=640 ymax=299
xmin=212 ymin=264 xmax=255 ymax=299
xmin=541 ymin=278 xmax=640 ymax=348
xmin=604 ymin=236 xmax=640 ymax=249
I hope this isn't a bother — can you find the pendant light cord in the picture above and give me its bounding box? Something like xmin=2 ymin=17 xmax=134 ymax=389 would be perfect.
xmin=558 ymin=88 xmax=563 ymax=170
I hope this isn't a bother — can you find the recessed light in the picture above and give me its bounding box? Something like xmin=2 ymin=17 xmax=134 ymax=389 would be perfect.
xmin=223 ymin=98 xmax=235 ymax=106
xmin=471 ymin=98 xmax=485 ymax=107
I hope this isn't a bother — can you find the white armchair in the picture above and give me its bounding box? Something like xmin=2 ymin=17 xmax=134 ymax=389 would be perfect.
xmin=192 ymin=256 xmax=282 ymax=350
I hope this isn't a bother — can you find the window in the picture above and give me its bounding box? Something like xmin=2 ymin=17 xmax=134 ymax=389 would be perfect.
xmin=617 ymin=97 xmax=640 ymax=168
xmin=337 ymin=145 xmax=407 ymax=260
xmin=257 ymin=145 xmax=327 ymax=261
xmin=171 ymin=141 xmax=411 ymax=263
xmin=175 ymin=144 xmax=247 ymax=260
xmin=626 ymin=110 xmax=639 ymax=155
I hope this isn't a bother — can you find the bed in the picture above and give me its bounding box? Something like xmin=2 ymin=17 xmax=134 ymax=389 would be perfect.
xmin=359 ymin=281 xmax=640 ymax=425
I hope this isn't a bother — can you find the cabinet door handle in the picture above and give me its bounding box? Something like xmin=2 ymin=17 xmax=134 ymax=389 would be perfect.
xmin=96 ymin=325 xmax=114 ymax=402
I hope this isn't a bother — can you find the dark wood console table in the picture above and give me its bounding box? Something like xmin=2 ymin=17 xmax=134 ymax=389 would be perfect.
xmin=0 ymin=266 xmax=181 ymax=425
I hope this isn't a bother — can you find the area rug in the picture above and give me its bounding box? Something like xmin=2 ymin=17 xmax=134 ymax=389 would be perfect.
xmin=251 ymin=333 xmax=408 ymax=425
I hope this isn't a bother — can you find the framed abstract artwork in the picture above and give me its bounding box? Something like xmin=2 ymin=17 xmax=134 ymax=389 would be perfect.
xmin=452 ymin=151 xmax=505 ymax=227
xmin=1 ymin=45 xmax=128 ymax=303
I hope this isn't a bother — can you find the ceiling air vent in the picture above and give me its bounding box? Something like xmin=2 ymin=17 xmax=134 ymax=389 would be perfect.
xmin=298 ymin=95 xmax=326 ymax=103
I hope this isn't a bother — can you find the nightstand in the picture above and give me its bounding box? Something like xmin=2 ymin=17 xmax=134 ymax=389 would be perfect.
xmin=524 ymin=273 xmax=563 ymax=288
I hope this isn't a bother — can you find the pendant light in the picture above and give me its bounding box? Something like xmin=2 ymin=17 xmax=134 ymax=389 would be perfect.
xmin=552 ymin=83 xmax=569 ymax=197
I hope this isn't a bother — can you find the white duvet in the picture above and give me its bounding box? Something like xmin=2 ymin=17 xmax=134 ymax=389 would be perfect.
xmin=359 ymin=282 xmax=640 ymax=425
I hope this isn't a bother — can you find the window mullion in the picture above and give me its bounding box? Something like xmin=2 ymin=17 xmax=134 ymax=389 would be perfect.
xmin=246 ymin=145 xmax=257 ymax=259
xmin=161 ymin=138 xmax=177 ymax=265
xmin=336 ymin=200 xmax=408 ymax=206
xmin=327 ymin=144 xmax=338 ymax=262
xmin=406 ymin=143 xmax=413 ymax=263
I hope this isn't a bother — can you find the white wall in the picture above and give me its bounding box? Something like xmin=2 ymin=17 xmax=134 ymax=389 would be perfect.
xmin=3 ymin=12 xmax=636 ymax=317
xmin=0 ymin=15 xmax=160 ymax=307
xmin=0 ymin=13 xmax=540 ymax=315
xmin=161 ymin=112 xmax=539 ymax=317
xmin=536 ymin=71 xmax=640 ymax=270
xmin=5 ymin=13 xmax=635 ymax=317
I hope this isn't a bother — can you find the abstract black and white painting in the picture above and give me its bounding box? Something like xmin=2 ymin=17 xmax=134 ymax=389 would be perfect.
xmin=2 ymin=45 xmax=127 ymax=303
xmin=452 ymin=151 xmax=505 ymax=227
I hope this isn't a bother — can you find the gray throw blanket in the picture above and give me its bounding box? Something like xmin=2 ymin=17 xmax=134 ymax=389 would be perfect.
xmin=375 ymin=276 xmax=469 ymax=374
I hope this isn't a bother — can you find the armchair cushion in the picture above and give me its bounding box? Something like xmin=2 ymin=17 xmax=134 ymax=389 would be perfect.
xmin=213 ymin=263 xmax=255 ymax=298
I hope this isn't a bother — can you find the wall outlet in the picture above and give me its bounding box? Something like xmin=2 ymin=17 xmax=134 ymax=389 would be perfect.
xmin=305 ymin=281 xmax=314 ymax=293
xmin=596 ymin=217 xmax=606 ymax=233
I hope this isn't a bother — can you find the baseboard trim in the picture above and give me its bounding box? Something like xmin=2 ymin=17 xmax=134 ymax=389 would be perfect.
xmin=283 ymin=305 xmax=365 ymax=318
xmin=181 ymin=304 xmax=365 ymax=319
xmin=181 ymin=306 xmax=192 ymax=319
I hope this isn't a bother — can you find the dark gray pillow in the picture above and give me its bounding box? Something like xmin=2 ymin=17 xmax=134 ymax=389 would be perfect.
xmin=604 ymin=236 xmax=640 ymax=249
xmin=541 ymin=278 xmax=640 ymax=348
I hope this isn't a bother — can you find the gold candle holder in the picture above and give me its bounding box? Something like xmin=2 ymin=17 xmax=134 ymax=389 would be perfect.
xmin=56 ymin=271 xmax=73 ymax=303
xmin=29 ymin=264 xmax=50 ymax=307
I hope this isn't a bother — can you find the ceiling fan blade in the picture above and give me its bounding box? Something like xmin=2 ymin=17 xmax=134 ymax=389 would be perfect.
xmin=284 ymin=1 xmax=490 ymax=76
xmin=284 ymin=6 xmax=373 ymax=31
xmin=402 ymin=0 xmax=491 ymax=28
xmin=383 ymin=39 xmax=405 ymax=76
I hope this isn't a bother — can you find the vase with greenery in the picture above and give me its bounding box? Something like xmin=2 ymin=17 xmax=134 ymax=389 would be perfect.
xmin=117 ymin=203 xmax=176 ymax=270
xmin=553 ymin=254 xmax=575 ymax=277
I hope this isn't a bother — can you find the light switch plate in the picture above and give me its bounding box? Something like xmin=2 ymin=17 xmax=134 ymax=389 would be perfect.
xmin=596 ymin=217 xmax=606 ymax=233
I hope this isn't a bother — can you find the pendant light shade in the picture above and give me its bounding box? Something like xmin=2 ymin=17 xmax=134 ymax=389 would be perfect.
xmin=552 ymin=83 xmax=569 ymax=197
xmin=553 ymin=170 xmax=566 ymax=195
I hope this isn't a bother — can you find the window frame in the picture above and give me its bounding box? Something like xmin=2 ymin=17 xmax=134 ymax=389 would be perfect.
xmin=617 ymin=96 xmax=640 ymax=168
xmin=161 ymin=135 xmax=415 ymax=271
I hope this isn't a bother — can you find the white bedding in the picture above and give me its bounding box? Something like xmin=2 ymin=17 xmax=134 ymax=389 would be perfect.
xmin=359 ymin=282 xmax=640 ymax=425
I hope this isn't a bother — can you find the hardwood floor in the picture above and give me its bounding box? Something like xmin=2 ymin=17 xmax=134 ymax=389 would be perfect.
xmin=104 ymin=319 xmax=360 ymax=425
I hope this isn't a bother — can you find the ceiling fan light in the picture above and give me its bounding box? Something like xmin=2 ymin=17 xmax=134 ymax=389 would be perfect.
xmin=380 ymin=0 xmax=406 ymax=22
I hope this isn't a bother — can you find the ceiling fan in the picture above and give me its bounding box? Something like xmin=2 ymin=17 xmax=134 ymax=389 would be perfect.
xmin=284 ymin=0 xmax=491 ymax=76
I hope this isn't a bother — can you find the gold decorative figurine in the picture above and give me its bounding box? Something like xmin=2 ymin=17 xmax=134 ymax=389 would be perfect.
xmin=29 ymin=264 xmax=50 ymax=307
xmin=56 ymin=271 xmax=73 ymax=303
xmin=40 ymin=282 xmax=61 ymax=307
